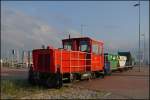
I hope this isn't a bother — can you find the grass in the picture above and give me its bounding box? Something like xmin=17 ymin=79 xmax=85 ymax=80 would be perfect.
xmin=1 ymin=79 xmax=45 ymax=99
xmin=1 ymin=79 xmax=69 ymax=99
xmin=1 ymin=79 xmax=108 ymax=99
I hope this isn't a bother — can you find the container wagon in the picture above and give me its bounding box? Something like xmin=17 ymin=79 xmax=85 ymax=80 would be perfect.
xmin=104 ymin=53 xmax=120 ymax=72
xmin=118 ymin=52 xmax=133 ymax=70
xmin=118 ymin=56 xmax=127 ymax=72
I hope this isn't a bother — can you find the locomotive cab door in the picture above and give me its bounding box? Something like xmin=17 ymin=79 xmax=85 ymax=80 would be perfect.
xmin=79 ymin=40 xmax=91 ymax=71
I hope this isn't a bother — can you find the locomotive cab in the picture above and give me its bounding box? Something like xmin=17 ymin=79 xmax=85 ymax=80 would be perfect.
xmin=62 ymin=37 xmax=103 ymax=54
xmin=62 ymin=37 xmax=91 ymax=52
xmin=62 ymin=37 xmax=104 ymax=78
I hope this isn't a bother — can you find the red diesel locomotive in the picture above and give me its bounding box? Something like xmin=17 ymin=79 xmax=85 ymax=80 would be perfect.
xmin=28 ymin=37 xmax=104 ymax=88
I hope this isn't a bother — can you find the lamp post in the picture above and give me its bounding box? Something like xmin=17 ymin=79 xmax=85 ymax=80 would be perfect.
xmin=134 ymin=0 xmax=141 ymax=72
xmin=141 ymin=33 xmax=145 ymax=65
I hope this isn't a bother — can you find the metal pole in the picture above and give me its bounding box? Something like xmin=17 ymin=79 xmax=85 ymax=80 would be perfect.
xmin=138 ymin=0 xmax=141 ymax=72
xmin=142 ymin=33 xmax=145 ymax=65
xmin=144 ymin=34 xmax=145 ymax=65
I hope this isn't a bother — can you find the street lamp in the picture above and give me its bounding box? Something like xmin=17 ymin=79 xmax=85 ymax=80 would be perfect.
xmin=134 ymin=0 xmax=141 ymax=72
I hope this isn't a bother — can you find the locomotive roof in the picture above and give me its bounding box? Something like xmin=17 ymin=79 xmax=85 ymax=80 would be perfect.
xmin=62 ymin=37 xmax=103 ymax=43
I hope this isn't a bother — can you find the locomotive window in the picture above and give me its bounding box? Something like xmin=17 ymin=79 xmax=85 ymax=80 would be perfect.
xmin=80 ymin=41 xmax=89 ymax=52
xmin=92 ymin=44 xmax=99 ymax=54
xmin=64 ymin=42 xmax=72 ymax=50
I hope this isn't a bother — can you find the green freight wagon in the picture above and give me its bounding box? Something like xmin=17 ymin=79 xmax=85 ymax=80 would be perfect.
xmin=104 ymin=53 xmax=119 ymax=71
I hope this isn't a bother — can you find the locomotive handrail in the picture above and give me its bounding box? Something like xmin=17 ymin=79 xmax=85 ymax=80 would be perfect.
xmin=54 ymin=49 xmax=94 ymax=74
xmin=61 ymin=59 xmax=91 ymax=60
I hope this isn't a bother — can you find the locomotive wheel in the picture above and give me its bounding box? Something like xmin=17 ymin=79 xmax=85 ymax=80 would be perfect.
xmin=46 ymin=75 xmax=57 ymax=88
xmin=95 ymin=71 xmax=104 ymax=79
xmin=76 ymin=74 xmax=82 ymax=81
xmin=99 ymin=73 xmax=105 ymax=79
xmin=95 ymin=72 xmax=99 ymax=78
xmin=46 ymin=73 xmax=63 ymax=88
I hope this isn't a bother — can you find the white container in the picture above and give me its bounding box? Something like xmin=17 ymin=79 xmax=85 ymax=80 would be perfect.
xmin=118 ymin=56 xmax=127 ymax=68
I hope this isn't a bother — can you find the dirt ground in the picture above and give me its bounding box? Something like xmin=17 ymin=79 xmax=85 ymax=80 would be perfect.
xmin=1 ymin=66 xmax=149 ymax=99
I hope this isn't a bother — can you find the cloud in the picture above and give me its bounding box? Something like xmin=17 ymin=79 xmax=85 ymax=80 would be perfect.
xmin=1 ymin=8 xmax=80 ymax=58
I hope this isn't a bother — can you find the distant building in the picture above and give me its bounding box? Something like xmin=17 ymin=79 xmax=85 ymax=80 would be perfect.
xmin=22 ymin=50 xmax=33 ymax=67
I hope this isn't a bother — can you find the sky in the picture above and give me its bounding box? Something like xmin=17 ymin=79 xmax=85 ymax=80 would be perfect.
xmin=1 ymin=1 xmax=149 ymax=63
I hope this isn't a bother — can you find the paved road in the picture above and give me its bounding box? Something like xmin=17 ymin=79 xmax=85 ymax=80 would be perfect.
xmin=73 ymin=66 xmax=149 ymax=99
xmin=1 ymin=67 xmax=28 ymax=79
